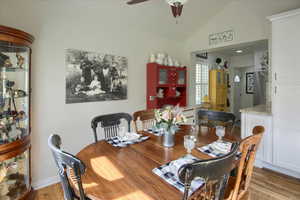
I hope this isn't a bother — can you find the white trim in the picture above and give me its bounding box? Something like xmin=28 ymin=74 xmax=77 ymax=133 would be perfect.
xmin=32 ymin=175 xmax=60 ymax=190
xmin=254 ymin=160 xmax=264 ymax=169
xmin=262 ymin=162 xmax=300 ymax=179
xmin=267 ymin=8 xmax=300 ymax=22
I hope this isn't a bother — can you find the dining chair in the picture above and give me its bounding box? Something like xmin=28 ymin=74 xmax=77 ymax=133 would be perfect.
xmin=197 ymin=110 xmax=236 ymax=133
xmin=178 ymin=143 xmax=239 ymax=200
xmin=48 ymin=134 xmax=89 ymax=200
xmin=224 ymin=126 xmax=264 ymax=200
xmin=132 ymin=109 xmax=155 ymax=131
xmin=91 ymin=112 xmax=132 ymax=142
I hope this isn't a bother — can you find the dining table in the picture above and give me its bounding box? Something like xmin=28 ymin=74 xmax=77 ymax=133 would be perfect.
xmin=74 ymin=125 xmax=241 ymax=200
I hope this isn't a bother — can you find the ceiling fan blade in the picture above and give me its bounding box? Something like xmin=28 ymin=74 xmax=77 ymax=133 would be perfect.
xmin=127 ymin=0 xmax=151 ymax=5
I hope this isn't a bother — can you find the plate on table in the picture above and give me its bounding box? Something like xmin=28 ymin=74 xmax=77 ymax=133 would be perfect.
xmin=210 ymin=141 xmax=232 ymax=154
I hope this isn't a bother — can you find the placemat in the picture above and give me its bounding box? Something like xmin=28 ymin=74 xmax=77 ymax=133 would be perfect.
xmin=197 ymin=140 xmax=232 ymax=157
xmin=152 ymin=154 xmax=204 ymax=196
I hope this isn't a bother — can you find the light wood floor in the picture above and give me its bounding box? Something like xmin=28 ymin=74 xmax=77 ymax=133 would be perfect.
xmin=34 ymin=168 xmax=300 ymax=200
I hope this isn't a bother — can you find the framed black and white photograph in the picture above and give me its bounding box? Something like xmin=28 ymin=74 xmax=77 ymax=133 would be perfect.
xmin=246 ymin=72 xmax=254 ymax=94
xmin=66 ymin=49 xmax=128 ymax=104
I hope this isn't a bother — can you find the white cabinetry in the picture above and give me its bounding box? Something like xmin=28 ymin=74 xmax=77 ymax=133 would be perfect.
xmin=268 ymin=9 xmax=300 ymax=175
xmin=241 ymin=108 xmax=273 ymax=167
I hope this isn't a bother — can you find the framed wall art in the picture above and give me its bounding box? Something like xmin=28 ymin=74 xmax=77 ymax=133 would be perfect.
xmin=66 ymin=49 xmax=128 ymax=104
xmin=246 ymin=72 xmax=254 ymax=94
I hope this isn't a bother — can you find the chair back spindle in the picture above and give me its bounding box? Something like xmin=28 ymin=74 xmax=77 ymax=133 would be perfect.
xmin=91 ymin=112 xmax=132 ymax=142
xmin=133 ymin=109 xmax=155 ymax=132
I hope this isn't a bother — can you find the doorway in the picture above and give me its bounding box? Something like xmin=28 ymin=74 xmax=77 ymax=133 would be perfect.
xmin=192 ymin=39 xmax=269 ymax=123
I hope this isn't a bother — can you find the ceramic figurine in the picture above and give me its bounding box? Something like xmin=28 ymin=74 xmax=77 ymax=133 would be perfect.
xmin=149 ymin=53 xmax=156 ymax=63
xmin=167 ymin=56 xmax=173 ymax=66
xmin=16 ymin=111 xmax=26 ymax=121
xmin=13 ymin=89 xmax=26 ymax=98
xmin=157 ymin=88 xmax=164 ymax=98
xmin=156 ymin=53 xmax=165 ymax=65
xmin=16 ymin=53 xmax=25 ymax=69
xmin=163 ymin=58 xmax=169 ymax=66
xmin=0 ymin=53 xmax=12 ymax=68
xmin=176 ymin=89 xmax=181 ymax=97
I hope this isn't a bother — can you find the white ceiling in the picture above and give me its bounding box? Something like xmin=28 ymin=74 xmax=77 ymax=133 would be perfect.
xmin=26 ymin=0 xmax=235 ymax=40
xmin=2 ymin=0 xmax=300 ymax=41
xmin=121 ymin=0 xmax=235 ymax=39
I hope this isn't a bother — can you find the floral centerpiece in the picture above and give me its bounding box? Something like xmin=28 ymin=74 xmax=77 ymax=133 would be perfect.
xmin=154 ymin=105 xmax=186 ymax=147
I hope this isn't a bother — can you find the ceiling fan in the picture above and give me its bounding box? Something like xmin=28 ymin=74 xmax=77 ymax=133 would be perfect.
xmin=126 ymin=0 xmax=189 ymax=18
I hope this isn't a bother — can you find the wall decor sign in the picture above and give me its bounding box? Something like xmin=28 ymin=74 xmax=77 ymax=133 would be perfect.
xmin=209 ymin=30 xmax=234 ymax=46
xmin=66 ymin=49 xmax=128 ymax=104
xmin=246 ymin=72 xmax=254 ymax=94
xmin=196 ymin=52 xmax=208 ymax=59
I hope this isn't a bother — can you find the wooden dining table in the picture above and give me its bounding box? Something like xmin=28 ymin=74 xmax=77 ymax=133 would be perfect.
xmin=75 ymin=126 xmax=241 ymax=200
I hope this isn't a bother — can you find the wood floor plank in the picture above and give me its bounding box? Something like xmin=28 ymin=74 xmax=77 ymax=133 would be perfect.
xmin=34 ymin=168 xmax=300 ymax=200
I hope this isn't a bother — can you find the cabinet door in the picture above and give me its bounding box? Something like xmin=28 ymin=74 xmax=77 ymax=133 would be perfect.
xmin=158 ymin=68 xmax=168 ymax=84
xmin=241 ymin=113 xmax=273 ymax=166
xmin=177 ymin=70 xmax=186 ymax=85
xmin=272 ymin=14 xmax=300 ymax=173
xmin=168 ymin=69 xmax=177 ymax=85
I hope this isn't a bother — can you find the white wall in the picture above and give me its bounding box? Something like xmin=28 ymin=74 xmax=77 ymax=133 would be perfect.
xmin=185 ymin=0 xmax=300 ymax=107
xmin=184 ymin=0 xmax=300 ymax=53
xmin=231 ymin=54 xmax=254 ymax=68
xmin=0 ymin=0 xmax=185 ymax=188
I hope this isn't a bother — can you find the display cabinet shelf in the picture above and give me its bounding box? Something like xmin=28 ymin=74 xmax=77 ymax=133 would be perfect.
xmin=0 ymin=25 xmax=34 ymax=200
xmin=0 ymin=68 xmax=28 ymax=72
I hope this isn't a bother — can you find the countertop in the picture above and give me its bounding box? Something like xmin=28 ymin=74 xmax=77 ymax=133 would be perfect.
xmin=240 ymin=104 xmax=272 ymax=116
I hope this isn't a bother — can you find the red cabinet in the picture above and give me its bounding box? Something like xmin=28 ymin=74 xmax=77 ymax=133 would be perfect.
xmin=147 ymin=63 xmax=187 ymax=109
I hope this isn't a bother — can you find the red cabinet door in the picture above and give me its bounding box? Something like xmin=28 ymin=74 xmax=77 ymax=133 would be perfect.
xmin=168 ymin=68 xmax=178 ymax=85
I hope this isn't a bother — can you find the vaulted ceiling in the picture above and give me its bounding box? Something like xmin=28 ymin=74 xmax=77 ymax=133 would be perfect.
xmin=0 ymin=0 xmax=300 ymax=41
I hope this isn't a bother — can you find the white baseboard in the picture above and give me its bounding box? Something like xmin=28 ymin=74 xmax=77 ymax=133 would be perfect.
xmin=262 ymin=162 xmax=300 ymax=179
xmin=254 ymin=159 xmax=264 ymax=168
xmin=32 ymin=175 xmax=60 ymax=190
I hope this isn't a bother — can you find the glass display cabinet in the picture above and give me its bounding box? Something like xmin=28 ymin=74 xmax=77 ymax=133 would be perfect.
xmin=0 ymin=25 xmax=34 ymax=200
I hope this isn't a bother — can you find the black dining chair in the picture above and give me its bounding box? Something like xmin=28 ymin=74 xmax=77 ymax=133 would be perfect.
xmin=178 ymin=143 xmax=239 ymax=200
xmin=48 ymin=134 xmax=89 ymax=200
xmin=197 ymin=110 xmax=236 ymax=133
xmin=91 ymin=112 xmax=132 ymax=143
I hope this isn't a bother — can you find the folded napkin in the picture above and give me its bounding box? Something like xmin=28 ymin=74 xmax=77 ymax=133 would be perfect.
xmin=197 ymin=140 xmax=232 ymax=157
xmin=106 ymin=133 xmax=149 ymax=147
xmin=152 ymin=154 xmax=204 ymax=196
xmin=119 ymin=132 xmax=141 ymax=142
